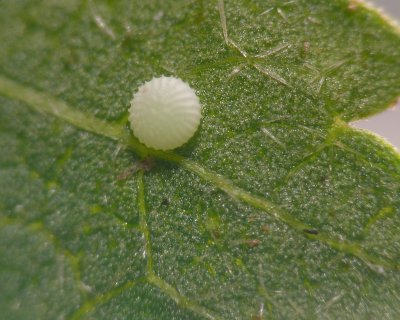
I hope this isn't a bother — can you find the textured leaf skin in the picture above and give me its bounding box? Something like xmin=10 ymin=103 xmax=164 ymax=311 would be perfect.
xmin=0 ymin=0 xmax=400 ymax=319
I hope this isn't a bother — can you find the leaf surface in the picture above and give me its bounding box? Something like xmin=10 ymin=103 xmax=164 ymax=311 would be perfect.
xmin=1 ymin=0 xmax=400 ymax=319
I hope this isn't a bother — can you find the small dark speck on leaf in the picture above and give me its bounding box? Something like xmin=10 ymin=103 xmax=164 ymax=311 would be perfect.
xmin=161 ymin=198 xmax=169 ymax=206
xmin=211 ymin=230 xmax=221 ymax=239
xmin=303 ymin=229 xmax=319 ymax=235
xmin=304 ymin=41 xmax=311 ymax=52
xmin=139 ymin=158 xmax=156 ymax=171
xmin=302 ymin=41 xmax=311 ymax=58
xmin=117 ymin=166 xmax=136 ymax=180
xmin=247 ymin=239 xmax=261 ymax=248
xmin=319 ymin=175 xmax=329 ymax=183
xmin=348 ymin=0 xmax=360 ymax=10
xmin=261 ymin=224 xmax=270 ymax=233
xmin=117 ymin=158 xmax=156 ymax=180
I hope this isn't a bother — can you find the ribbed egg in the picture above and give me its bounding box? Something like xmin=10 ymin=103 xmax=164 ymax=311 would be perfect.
xmin=129 ymin=76 xmax=202 ymax=151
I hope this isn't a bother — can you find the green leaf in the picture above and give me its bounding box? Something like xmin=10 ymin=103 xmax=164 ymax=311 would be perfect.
xmin=1 ymin=0 xmax=400 ymax=319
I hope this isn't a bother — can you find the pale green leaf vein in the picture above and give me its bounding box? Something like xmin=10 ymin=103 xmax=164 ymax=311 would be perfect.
xmin=71 ymin=169 xmax=220 ymax=320
xmin=68 ymin=279 xmax=142 ymax=320
xmin=0 ymin=216 xmax=88 ymax=298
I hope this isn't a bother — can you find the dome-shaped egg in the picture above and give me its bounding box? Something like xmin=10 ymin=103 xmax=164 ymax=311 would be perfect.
xmin=129 ymin=76 xmax=202 ymax=151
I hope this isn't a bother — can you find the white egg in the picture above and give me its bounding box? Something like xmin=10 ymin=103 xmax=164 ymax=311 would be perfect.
xmin=129 ymin=76 xmax=201 ymax=151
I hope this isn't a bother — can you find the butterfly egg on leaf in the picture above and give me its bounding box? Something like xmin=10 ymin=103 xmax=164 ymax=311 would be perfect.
xmin=129 ymin=76 xmax=202 ymax=150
